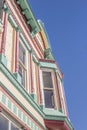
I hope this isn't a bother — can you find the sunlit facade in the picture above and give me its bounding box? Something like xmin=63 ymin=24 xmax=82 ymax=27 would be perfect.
xmin=0 ymin=0 xmax=74 ymax=130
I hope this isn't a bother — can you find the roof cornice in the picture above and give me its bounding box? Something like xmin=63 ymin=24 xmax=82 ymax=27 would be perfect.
xmin=16 ymin=0 xmax=41 ymax=36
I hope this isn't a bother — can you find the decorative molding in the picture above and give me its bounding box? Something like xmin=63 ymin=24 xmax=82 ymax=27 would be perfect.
xmin=40 ymin=61 xmax=57 ymax=69
xmin=16 ymin=0 xmax=41 ymax=36
xmin=8 ymin=10 xmax=41 ymax=63
xmin=0 ymin=54 xmax=7 ymax=66
xmin=5 ymin=2 xmax=42 ymax=59
xmin=38 ymin=20 xmax=51 ymax=49
xmin=44 ymin=48 xmax=54 ymax=60
xmin=30 ymin=94 xmax=37 ymax=103
xmin=13 ymin=73 xmax=21 ymax=84
xmin=0 ymin=62 xmax=45 ymax=118
xmin=0 ymin=91 xmax=42 ymax=130
xmin=3 ymin=4 xmax=10 ymax=14
xmin=43 ymin=108 xmax=74 ymax=130
xmin=0 ymin=11 xmax=8 ymax=54
xmin=0 ymin=82 xmax=46 ymax=130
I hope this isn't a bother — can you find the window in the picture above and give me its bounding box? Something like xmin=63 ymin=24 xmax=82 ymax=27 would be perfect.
xmin=19 ymin=43 xmax=25 ymax=64
xmin=0 ymin=114 xmax=8 ymax=130
xmin=42 ymin=71 xmax=55 ymax=108
xmin=0 ymin=0 xmax=4 ymax=20
xmin=18 ymin=42 xmax=26 ymax=87
xmin=11 ymin=123 xmax=19 ymax=130
xmin=0 ymin=114 xmax=19 ymax=130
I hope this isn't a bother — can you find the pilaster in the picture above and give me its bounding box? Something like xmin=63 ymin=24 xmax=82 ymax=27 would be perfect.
xmin=54 ymin=71 xmax=65 ymax=113
xmin=13 ymin=28 xmax=21 ymax=83
xmin=15 ymin=28 xmax=19 ymax=72
xmin=0 ymin=6 xmax=9 ymax=66
xmin=0 ymin=12 xmax=8 ymax=54
xmin=38 ymin=65 xmax=45 ymax=109
xmin=30 ymin=52 xmax=37 ymax=102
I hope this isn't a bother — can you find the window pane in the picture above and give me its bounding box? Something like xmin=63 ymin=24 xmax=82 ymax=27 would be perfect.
xmin=19 ymin=42 xmax=25 ymax=64
xmin=0 ymin=0 xmax=4 ymax=19
xmin=18 ymin=64 xmax=25 ymax=87
xmin=0 ymin=114 xmax=8 ymax=130
xmin=44 ymin=90 xmax=54 ymax=108
xmin=11 ymin=123 xmax=19 ymax=130
xmin=42 ymin=72 xmax=53 ymax=88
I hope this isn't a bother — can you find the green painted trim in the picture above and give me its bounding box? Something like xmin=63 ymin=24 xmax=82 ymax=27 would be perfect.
xmin=0 ymin=82 xmax=46 ymax=130
xmin=19 ymin=33 xmax=31 ymax=52
xmin=44 ymin=48 xmax=54 ymax=60
xmin=0 ymin=62 xmax=45 ymax=118
xmin=40 ymin=61 xmax=57 ymax=69
xmin=43 ymin=108 xmax=74 ymax=130
xmin=13 ymin=73 xmax=21 ymax=84
xmin=17 ymin=0 xmax=41 ymax=36
xmin=43 ymin=108 xmax=65 ymax=119
xmin=32 ymin=54 xmax=39 ymax=65
xmin=3 ymin=4 xmax=10 ymax=15
xmin=0 ymin=54 xmax=7 ymax=67
xmin=40 ymin=105 xmax=45 ymax=110
xmin=30 ymin=93 xmax=37 ymax=103
xmin=40 ymin=61 xmax=63 ymax=81
xmin=0 ymin=19 xmax=2 ymax=24
xmin=0 ymin=91 xmax=46 ymax=130
xmin=8 ymin=14 xmax=18 ymax=28
xmin=8 ymin=12 xmax=32 ymax=53
xmin=0 ymin=62 xmax=73 ymax=129
xmin=8 ymin=12 xmax=40 ymax=65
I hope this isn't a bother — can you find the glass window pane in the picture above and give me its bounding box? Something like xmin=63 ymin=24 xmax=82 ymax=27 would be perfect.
xmin=19 ymin=42 xmax=25 ymax=64
xmin=0 ymin=114 xmax=8 ymax=130
xmin=42 ymin=72 xmax=53 ymax=88
xmin=0 ymin=0 xmax=4 ymax=19
xmin=44 ymin=90 xmax=54 ymax=108
xmin=11 ymin=123 xmax=19 ymax=130
xmin=18 ymin=64 xmax=25 ymax=87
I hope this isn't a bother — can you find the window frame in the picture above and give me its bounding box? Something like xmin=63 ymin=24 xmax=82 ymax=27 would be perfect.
xmin=42 ymin=69 xmax=56 ymax=109
xmin=0 ymin=114 xmax=20 ymax=130
xmin=18 ymin=40 xmax=27 ymax=88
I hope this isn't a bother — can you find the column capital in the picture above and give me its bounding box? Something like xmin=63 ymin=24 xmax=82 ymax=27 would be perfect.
xmin=16 ymin=27 xmax=20 ymax=33
xmin=3 ymin=4 xmax=10 ymax=15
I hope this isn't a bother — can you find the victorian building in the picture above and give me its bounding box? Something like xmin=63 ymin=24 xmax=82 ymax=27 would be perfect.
xmin=0 ymin=0 xmax=74 ymax=130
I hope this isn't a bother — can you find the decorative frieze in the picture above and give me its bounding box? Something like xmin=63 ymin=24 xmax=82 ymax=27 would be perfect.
xmin=0 ymin=91 xmax=43 ymax=130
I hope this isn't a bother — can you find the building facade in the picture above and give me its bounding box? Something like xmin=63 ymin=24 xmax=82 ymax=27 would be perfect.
xmin=0 ymin=0 xmax=74 ymax=130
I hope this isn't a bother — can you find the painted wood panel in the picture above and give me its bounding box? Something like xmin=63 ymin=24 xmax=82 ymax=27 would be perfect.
xmin=5 ymin=21 xmax=14 ymax=71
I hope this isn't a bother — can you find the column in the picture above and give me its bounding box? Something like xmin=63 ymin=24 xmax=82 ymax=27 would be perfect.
xmin=13 ymin=28 xmax=21 ymax=83
xmin=30 ymin=52 xmax=34 ymax=93
xmin=38 ymin=65 xmax=44 ymax=109
xmin=55 ymin=71 xmax=63 ymax=112
xmin=0 ymin=11 xmax=8 ymax=65
xmin=15 ymin=30 xmax=19 ymax=72
xmin=30 ymin=52 xmax=37 ymax=101
xmin=0 ymin=12 xmax=8 ymax=54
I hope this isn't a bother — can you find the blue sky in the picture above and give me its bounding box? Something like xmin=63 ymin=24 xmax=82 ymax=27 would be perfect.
xmin=29 ymin=0 xmax=87 ymax=130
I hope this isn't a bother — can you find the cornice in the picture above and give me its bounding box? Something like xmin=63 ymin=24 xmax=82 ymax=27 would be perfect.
xmin=16 ymin=0 xmax=41 ymax=36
